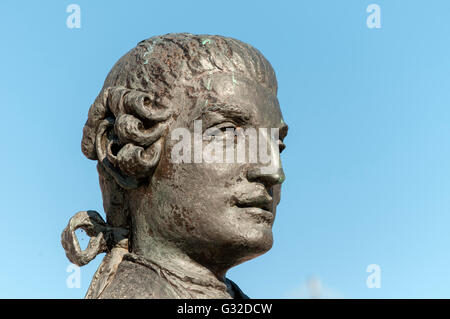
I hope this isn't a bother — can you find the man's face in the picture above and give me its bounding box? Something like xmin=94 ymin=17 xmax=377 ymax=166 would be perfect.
xmin=145 ymin=73 xmax=287 ymax=269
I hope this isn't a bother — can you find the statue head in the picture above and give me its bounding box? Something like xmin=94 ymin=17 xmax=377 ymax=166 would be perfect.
xmin=77 ymin=33 xmax=287 ymax=278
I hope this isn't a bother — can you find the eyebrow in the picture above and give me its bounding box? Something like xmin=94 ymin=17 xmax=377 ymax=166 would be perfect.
xmin=199 ymin=103 xmax=288 ymax=138
xmin=204 ymin=103 xmax=253 ymax=124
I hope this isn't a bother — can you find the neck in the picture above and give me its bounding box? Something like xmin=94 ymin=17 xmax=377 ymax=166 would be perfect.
xmin=131 ymin=235 xmax=234 ymax=298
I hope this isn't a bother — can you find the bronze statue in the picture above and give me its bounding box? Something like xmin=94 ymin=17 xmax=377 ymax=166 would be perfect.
xmin=61 ymin=33 xmax=288 ymax=299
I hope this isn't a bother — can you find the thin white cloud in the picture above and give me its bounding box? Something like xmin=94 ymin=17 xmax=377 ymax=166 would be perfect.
xmin=285 ymin=275 xmax=345 ymax=299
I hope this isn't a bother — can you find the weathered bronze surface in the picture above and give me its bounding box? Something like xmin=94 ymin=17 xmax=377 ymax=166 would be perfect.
xmin=61 ymin=33 xmax=287 ymax=299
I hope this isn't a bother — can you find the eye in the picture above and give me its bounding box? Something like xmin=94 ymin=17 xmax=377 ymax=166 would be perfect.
xmin=204 ymin=122 xmax=236 ymax=137
xmin=216 ymin=122 xmax=237 ymax=132
xmin=278 ymin=140 xmax=286 ymax=153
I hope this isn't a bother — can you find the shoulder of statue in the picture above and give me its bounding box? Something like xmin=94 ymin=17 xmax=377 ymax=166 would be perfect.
xmin=97 ymin=253 xmax=173 ymax=299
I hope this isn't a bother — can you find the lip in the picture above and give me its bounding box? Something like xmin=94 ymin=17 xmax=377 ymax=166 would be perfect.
xmin=235 ymin=198 xmax=273 ymax=212
xmin=237 ymin=206 xmax=274 ymax=224
xmin=233 ymin=192 xmax=274 ymax=223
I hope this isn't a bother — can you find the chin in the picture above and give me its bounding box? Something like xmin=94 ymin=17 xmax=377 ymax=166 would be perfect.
xmin=184 ymin=227 xmax=273 ymax=274
xmin=244 ymin=226 xmax=274 ymax=254
xmin=225 ymin=226 xmax=274 ymax=264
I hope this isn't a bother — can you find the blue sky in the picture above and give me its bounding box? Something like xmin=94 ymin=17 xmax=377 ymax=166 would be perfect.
xmin=1 ymin=0 xmax=450 ymax=298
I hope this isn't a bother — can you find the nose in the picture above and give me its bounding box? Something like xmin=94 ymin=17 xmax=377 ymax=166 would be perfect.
xmin=247 ymin=166 xmax=285 ymax=188
xmin=246 ymin=130 xmax=285 ymax=187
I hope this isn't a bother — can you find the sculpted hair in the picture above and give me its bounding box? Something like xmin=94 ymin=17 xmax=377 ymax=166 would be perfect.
xmin=81 ymin=33 xmax=278 ymax=229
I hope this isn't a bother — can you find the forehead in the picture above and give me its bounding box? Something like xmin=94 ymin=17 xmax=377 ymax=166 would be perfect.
xmin=189 ymin=73 xmax=285 ymax=129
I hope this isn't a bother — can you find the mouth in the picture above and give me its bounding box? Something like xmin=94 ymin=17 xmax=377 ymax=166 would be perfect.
xmin=233 ymin=192 xmax=274 ymax=224
xmin=235 ymin=198 xmax=273 ymax=212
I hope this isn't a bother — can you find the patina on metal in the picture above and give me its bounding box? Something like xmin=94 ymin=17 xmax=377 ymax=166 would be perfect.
xmin=61 ymin=33 xmax=288 ymax=299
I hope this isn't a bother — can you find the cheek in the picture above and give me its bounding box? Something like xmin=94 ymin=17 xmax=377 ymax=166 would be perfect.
xmin=150 ymin=138 xmax=251 ymax=237
xmin=149 ymin=165 xmax=237 ymax=237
